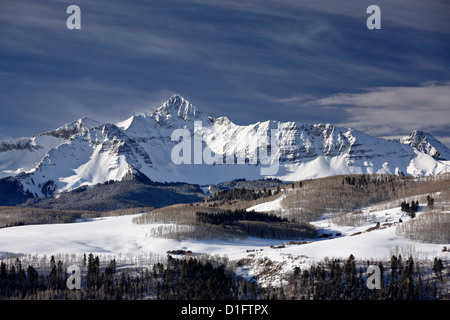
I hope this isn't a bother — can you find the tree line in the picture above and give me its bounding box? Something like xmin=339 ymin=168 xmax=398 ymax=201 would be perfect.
xmin=196 ymin=210 xmax=287 ymax=225
xmin=154 ymin=256 xmax=258 ymax=300
xmin=0 ymin=254 xmax=256 ymax=300
xmin=1 ymin=253 xmax=446 ymax=300
xmin=206 ymin=187 xmax=281 ymax=204
xmin=282 ymin=173 xmax=450 ymax=224
xmin=134 ymin=207 xmax=317 ymax=241
xmin=195 ymin=209 xmax=317 ymax=240
xmin=265 ymin=254 xmax=447 ymax=300
xmin=0 ymin=206 xmax=154 ymax=229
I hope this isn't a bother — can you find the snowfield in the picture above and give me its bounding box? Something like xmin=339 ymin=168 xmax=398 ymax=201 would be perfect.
xmin=0 ymin=197 xmax=448 ymax=286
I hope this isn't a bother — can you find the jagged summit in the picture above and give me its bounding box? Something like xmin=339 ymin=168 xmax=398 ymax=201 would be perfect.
xmin=76 ymin=117 xmax=101 ymax=129
xmin=117 ymin=94 xmax=215 ymax=134
xmin=151 ymin=94 xmax=214 ymax=124
xmin=158 ymin=94 xmax=193 ymax=114
xmin=400 ymin=130 xmax=450 ymax=160
xmin=42 ymin=117 xmax=100 ymax=140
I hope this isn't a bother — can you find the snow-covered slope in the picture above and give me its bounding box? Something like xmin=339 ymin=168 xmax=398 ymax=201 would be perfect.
xmin=0 ymin=118 xmax=99 ymax=179
xmin=0 ymin=207 xmax=442 ymax=259
xmin=0 ymin=201 xmax=447 ymax=288
xmin=1 ymin=95 xmax=450 ymax=198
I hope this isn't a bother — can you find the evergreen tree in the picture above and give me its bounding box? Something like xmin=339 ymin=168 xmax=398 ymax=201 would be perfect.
xmin=0 ymin=262 xmax=7 ymax=297
xmin=433 ymin=258 xmax=444 ymax=280
xmin=27 ymin=265 xmax=39 ymax=295
xmin=426 ymin=195 xmax=434 ymax=209
xmin=49 ymin=256 xmax=57 ymax=290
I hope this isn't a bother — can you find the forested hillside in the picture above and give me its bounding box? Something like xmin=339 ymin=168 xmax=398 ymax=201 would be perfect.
xmin=0 ymin=253 xmax=446 ymax=300
xmin=133 ymin=208 xmax=317 ymax=240
xmin=281 ymin=173 xmax=450 ymax=222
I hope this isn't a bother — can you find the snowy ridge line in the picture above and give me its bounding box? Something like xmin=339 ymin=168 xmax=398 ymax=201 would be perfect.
xmin=0 ymin=94 xmax=449 ymax=199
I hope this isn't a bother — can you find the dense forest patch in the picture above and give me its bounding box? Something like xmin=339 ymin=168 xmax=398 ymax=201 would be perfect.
xmin=134 ymin=208 xmax=317 ymax=240
xmin=0 ymin=253 xmax=446 ymax=300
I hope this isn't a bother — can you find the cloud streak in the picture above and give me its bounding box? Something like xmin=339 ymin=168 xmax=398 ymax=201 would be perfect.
xmin=1 ymin=0 xmax=449 ymax=145
xmin=188 ymin=0 xmax=450 ymax=34
xmin=315 ymin=82 xmax=450 ymax=144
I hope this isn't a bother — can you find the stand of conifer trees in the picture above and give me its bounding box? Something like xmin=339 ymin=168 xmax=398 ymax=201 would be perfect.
xmin=0 ymin=254 xmax=446 ymax=300
xmin=265 ymin=254 xmax=446 ymax=300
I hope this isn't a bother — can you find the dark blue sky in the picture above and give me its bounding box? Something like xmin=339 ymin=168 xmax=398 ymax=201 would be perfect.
xmin=1 ymin=0 xmax=449 ymax=146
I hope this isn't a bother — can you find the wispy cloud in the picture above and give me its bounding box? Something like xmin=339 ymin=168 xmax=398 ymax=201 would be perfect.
xmin=1 ymin=0 xmax=449 ymax=145
xmin=315 ymin=82 xmax=450 ymax=142
xmin=188 ymin=0 xmax=450 ymax=34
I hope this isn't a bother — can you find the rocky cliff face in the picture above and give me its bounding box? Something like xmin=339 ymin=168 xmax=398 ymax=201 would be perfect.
xmin=399 ymin=130 xmax=450 ymax=161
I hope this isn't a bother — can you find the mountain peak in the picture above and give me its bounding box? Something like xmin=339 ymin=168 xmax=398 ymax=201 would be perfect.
xmin=400 ymin=130 xmax=450 ymax=160
xmin=151 ymin=95 xmax=214 ymax=124
xmin=40 ymin=117 xmax=100 ymax=140
xmin=77 ymin=117 xmax=101 ymax=129
xmin=406 ymin=130 xmax=432 ymax=139
xmin=158 ymin=95 xmax=197 ymax=119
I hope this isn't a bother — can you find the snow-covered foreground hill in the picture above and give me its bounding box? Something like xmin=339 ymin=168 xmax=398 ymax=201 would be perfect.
xmin=0 ymin=198 xmax=448 ymax=287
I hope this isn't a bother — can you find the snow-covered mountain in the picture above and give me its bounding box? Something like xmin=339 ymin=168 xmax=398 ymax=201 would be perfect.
xmin=1 ymin=94 xmax=450 ymax=199
xmin=397 ymin=130 xmax=450 ymax=161
xmin=0 ymin=117 xmax=99 ymax=179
